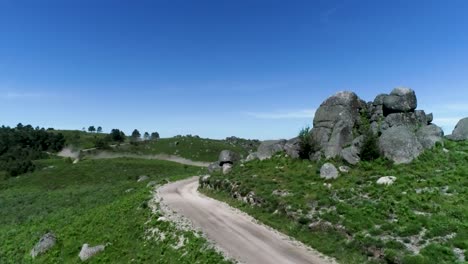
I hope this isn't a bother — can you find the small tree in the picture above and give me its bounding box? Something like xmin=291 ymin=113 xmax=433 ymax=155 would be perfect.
xmin=150 ymin=132 xmax=160 ymax=141
xmin=298 ymin=126 xmax=317 ymax=159
xmin=97 ymin=126 xmax=103 ymax=133
xmin=143 ymin=132 xmax=150 ymax=141
xmin=131 ymin=129 xmax=141 ymax=140
xmin=110 ymin=129 xmax=126 ymax=143
xmin=360 ymin=130 xmax=380 ymax=161
xmin=88 ymin=126 xmax=96 ymax=133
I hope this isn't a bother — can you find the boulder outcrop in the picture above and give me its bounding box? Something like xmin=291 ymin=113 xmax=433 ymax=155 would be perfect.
xmin=310 ymin=88 xmax=443 ymax=164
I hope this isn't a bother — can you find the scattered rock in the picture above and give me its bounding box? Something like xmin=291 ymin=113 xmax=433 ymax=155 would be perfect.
xmin=31 ymin=232 xmax=56 ymax=258
xmin=245 ymin=152 xmax=259 ymax=162
xmin=448 ymin=117 xmax=468 ymax=141
xmin=137 ymin=175 xmax=150 ymax=182
xmin=78 ymin=244 xmax=105 ymax=262
xmin=200 ymin=175 xmax=210 ymax=184
xmin=207 ymin=162 xmax=221 ymax=173
xmin=339 ymin=166 xmax=350 ymax=173
xmin=453 ymin=248 xmax=466 ymax=262
xmin=443 ymin=148 xmax=449 ymax=153
xmin=222 ymin=163 xmax=233 ymax=175
xmin=341 ymin=146 xmax=360 ymax=165
xmin=320 ymin=163 xmax=339 ymax=179
xmin=376 ymin=176 xmax=397 ymax=186
xmin=272 ymin=189 xmax=290 ymax=197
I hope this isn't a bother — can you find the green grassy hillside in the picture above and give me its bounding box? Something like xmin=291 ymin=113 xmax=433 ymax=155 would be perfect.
xmin=0 ymin=158 xmax=229 ymax=264
xmin=201 ymin=140 xmax=468 ymax=264
xmin=111 ymin=136 xmax=259 ymax=162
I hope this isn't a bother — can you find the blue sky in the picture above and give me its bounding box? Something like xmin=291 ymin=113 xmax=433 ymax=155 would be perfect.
xmin=1 ymin=0 xmax=468 ymax=139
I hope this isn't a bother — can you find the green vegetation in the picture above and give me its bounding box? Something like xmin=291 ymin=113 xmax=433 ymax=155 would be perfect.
xmin=109 ymin=129 xmax=126 ymax=143
xmin=298 ymin=126 xmax=318 ymax=159
xmin=0 ymin=158 xmax=229 ymax=263
xmin=201 ymin=140 xmax=468 ymax=263
xmin=110 ymin=136 xmax=259 ymax=162
xmin=0 ymin=124 xmax=65 ymax=177
xmin=359 ymin=111 xmax=381 ymax=162
xmin=55 ymin=130 xmax=108 ymax=150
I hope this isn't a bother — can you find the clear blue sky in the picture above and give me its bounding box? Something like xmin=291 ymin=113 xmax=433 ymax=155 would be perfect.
xmin=1 ymin=0 xmax=467 ymax=139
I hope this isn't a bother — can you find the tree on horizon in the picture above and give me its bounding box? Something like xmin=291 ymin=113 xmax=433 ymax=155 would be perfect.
xmin=131 ymin=129 xmax=141 ymax=141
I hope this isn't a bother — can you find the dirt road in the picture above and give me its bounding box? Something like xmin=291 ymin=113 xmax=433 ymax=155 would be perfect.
xmin=158 ymin=177 xmax=336 ymax=264
xmin=88 ymin=152 xmax=210 ymax=167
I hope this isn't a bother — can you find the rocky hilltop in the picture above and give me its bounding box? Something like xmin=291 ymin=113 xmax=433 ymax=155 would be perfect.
xmin=311 ymin=87 xmax=443 ymax=164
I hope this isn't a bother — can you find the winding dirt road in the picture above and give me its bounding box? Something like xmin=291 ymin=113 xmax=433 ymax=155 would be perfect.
xmin=158 ymin=177 xmax=336 ymax=264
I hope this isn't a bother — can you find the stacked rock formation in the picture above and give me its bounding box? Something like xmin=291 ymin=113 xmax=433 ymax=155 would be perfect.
xmin=310 ymin=88 xmax=443 ymax=164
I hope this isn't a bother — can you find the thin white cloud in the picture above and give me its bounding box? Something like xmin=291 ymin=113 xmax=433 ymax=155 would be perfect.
xmin=0 ymin=92 xmax=44 ymax=99
xmin=245 ymin=109 xmax=316 ymax=120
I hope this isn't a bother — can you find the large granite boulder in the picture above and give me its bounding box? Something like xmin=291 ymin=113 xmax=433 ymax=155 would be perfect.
xmin=311 ymin=91 xmax=366 ymax=159
xmin=382 ymin=87 xmax=417 ymax=114
xmin=448 ymin=117 xmax=468 ymax=141
xmin=379 ymin=126 xmax=424 ymax=164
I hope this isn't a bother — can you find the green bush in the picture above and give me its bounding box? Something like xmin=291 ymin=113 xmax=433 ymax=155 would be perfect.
xmin=360 ymin=130 xmax=380 ymax=161
xmin=298 ymin=126 xmax=318 ymax=159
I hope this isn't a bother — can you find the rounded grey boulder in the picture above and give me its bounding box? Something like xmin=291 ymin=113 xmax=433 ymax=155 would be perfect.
xmin=283 ymin=138 xmax=301 ymax=159
xmin=379 ymin=126 xmax=424 ymax=164
xmin=31 ymin=232 xmax=56 ymax=258
xmin=208 ymin=162 xmax=222 ymax=173
xmin=218 ymin=150 xmax=240 ymax=166
xmin=416 ymin=124 xmax=444 ymax=148
xmin=383 ymin=87 xmax=417 ymax=113
xmin=448 ymin=117 xmax=468 ymax=141
xmin=256 ymin=140 xmax=287 ymax=160
xmin=320 ymin=163 xmax=339 ymax=179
